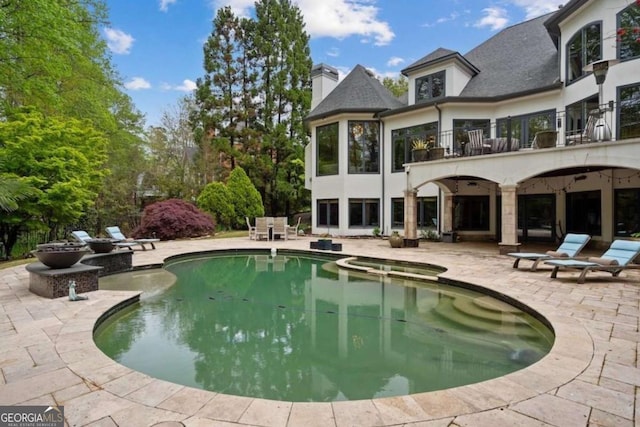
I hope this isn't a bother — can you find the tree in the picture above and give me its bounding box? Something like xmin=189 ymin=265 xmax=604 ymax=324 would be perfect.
xmin=226 ymin=167 xmax=264 ymax=228
xmin=145 ymin=97 xmax=201 ymax=200
xmin=197 ymin=182 xmax=235 ymax=229
xmin=0 ymin=109 xmax=108 ymax=256
xmin=253 ymin=0 xmax=312 ymax=216
xmin=382 ymin=75 xmax=408 ymax=98
xmin=192 ymin=0 xmax=312 ymax=219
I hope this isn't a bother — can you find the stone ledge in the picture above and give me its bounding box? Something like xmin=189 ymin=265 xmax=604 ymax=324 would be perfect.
xmin=26 ymin=262 xmax=102 ymax=298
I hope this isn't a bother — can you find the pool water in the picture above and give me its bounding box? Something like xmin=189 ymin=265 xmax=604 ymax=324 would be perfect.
xmin=94 ymin=252 xmax=554 ymax=402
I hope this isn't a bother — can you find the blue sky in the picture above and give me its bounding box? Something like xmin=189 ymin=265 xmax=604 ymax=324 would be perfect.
xmin=103 ymin=0 xmax=565 ymax=127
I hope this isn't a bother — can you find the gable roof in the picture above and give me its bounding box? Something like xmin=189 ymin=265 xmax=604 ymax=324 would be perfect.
xmin=306 ymin=65 xmax=405 ymax=122
xmin=459 ymin=12 xmax=560 ymax=98
xmin=401 ymin=47 xmax=479 ymax=76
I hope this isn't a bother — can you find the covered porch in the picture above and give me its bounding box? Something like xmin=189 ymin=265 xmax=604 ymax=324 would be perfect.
xmin=402 ymin=137 xmax=640 ymax=253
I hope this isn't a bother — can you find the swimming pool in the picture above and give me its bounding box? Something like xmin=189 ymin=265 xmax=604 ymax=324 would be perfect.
xmin=94 ymin=250 xmax=554 ymax=402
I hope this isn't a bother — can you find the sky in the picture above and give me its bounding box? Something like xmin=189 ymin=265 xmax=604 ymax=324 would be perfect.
xmin=103 ymin=0 xmax=566 ymax=127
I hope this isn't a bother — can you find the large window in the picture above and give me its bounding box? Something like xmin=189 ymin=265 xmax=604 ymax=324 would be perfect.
xmin=497 ymin=110 xmax=556 ymax=148
xmin=566 ymin=191 xmax=601 ymax=236
xmin=391 ymin=197 xmax=437 ymax=229
xmin=415 ymin=71 xmax=445 ymax=102
xmin=567 ymin=22 xmax=601 ymax=83
xmin=317 ymin=199 xmax=339 ymax=227
xmin=453 ymin=119 xmax=491 ymax=156
xmin=391 ymin=122 xmax=438 ymax=172
xmin=565 ymin=96 xmax=599 ymax=140
xmin=615 ymin=189 xmax=640 ymax=237
xmin=349 ymin=199 xmax=379 ymax=227
xmin=618 ymin=4 xmax=640 ymax=61
xmin=316 ymin=123 xmax=339 ymax=176
xmin=453 ymin=196 xmax=490 ymax=231
xmin=348 ymin=121 xmax=379 ymax=174
xmin=618 ymin=83 xmax=640 ymax=140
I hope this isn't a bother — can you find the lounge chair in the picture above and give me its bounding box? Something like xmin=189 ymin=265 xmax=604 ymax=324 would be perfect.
xmin=71 ymin=230 xmax=137 ymax=251
xmin=545 ymin=239 xmax=640 ymax=283
xmin=507 ymin=233 xmax=591 ymax=271
xmin=105 ymin=226 xmax=159 ymax=251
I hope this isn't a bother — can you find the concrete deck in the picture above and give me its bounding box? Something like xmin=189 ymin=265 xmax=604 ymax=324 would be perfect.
xmin=1 ymin=236 xmax=639 ymax=426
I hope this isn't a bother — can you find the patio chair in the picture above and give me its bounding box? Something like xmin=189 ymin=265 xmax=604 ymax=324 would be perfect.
xmin=545 ymin=239 xmax=640 ymax=283
xmin=254 ymin=217 xmax=270 ymax=241
xmin=565 ymin=111 xmax=597 ymax=145
xmin=71 ymin=230 xmax=137 ymax=251
xmin=245 ymin=216 xmax=256 ymax=240
xmin=507 ymin=233 xmax=591 ymax=271
xmin=272 ymin=217 xmax=288 ymax=240
xmin=105 ymin=226 xmax=160 ymax=251
xmin=466 ymin=129 xmax=491 ymax=156
xmin=287 ymin=217 xmax=301 ymax=240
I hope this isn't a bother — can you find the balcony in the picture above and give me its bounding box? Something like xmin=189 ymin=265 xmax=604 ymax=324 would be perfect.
xmin=408 ymin=103 xmax=636 ymax=163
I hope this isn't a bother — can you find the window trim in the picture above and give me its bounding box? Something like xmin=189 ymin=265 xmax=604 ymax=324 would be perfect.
xmin=347 ymin=120 xmax=380 ymax=174
xmin=415 ymin=70 xmax=446 ymax=103
xmin=565 ymin=21 xmax=602 ymax=86
xmin=316 ymin=122 xmax=339 ymax=177
xmin=317 ymin=199 xmax=339 ymax=227
xmin=348 ymin=198 xmax=380 ymax=228
xmin=617 ymin=82 xmax=640 ymax=140
xmin=617 ymin=4 xmax=640 ymax=62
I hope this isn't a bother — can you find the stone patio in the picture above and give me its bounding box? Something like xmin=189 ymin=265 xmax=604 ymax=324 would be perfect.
xmin=1 ymin=236 xmax=639 ymax=426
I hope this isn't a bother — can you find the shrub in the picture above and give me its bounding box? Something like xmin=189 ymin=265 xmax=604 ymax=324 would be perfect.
xmin=227 ymin=167 xmax=264 ymax=228
xmin=197 ymin=182 xmax=235 ymax=229
xmin=132 ymin=199 xmax=215 ymax=240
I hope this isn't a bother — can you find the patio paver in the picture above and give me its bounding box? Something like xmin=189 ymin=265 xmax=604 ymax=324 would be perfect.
xmin=1 ymin=236 xmax=639 ymax=426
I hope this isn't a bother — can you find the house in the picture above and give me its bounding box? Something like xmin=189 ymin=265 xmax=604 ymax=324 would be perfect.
xmin=305 ymin=0 xmax=640 ymax=252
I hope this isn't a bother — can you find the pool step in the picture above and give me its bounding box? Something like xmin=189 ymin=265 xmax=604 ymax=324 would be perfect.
xmin=431 ymin=296 xmax=539 ymax=338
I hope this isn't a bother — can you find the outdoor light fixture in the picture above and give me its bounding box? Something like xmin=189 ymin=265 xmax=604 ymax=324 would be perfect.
xmin=574 ymin=174 xmax=587 ymax=181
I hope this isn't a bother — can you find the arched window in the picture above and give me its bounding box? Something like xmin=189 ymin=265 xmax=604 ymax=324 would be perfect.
xmin=567 ymin=22 xmax=602 ymax=83
xmin=618 ymin=3 xmax=640 ymax=61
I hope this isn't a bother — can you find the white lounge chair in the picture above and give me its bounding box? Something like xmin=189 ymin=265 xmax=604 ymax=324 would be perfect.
xmin=71 ymin=230 xmax=137 ymax=251
xmin=507 ymin=233 xmax=591 ymax=271
xmin=105 ymin=226 xmax=159 ymax=251
xmin=545 ymin=240 xmax=640 ymax=283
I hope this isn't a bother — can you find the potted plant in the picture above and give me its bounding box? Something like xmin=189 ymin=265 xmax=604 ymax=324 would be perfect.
xmin=411 ymin=138 xmax=431 ymax=162
xmin=389 ymin=231 xmax=404 ymax=248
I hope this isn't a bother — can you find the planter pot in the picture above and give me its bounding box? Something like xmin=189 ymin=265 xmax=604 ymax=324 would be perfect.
xmin=33 ymin=241 xmax=89 ymax=269
xmin=87 ymin=239 xmax=115 ymax=253
xmin=412 ymin=148 xmax=429 ymax=162
xmin=32 ymin=249 xmax=90 ymax=269
xmin=429 ymin=147 xmax=445 ymax=160
xmin=389 ymin=234 xmax=404 ymax=248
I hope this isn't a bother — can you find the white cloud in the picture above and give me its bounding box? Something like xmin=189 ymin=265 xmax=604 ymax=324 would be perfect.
xmin=213 ymin=0 xmax=394 ymax=46
xmin=160 ymin=0 xmax=177 ymax=12
xmin=161 ymin=80 xmax=197 ymax=92
xmin=175 ymin=79 xmax=197 ymax=92
xmin=326 ymin=47 xmax=340 ymax=57
xmin=386 ymin=56 xmax=404 ymax=67
xmin=104 ymin=28 xmax=134 ymax=54
xmin=474 ymin=7 xmax=509 ymax=31
xmin=508 ymin=0 xmax=565 ymax=20
xmin=125 ymin=77 xmax=151 ymax=90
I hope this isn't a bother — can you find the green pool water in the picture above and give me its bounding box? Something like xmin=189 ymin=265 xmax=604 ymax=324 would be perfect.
xmin=94 ymin=252 xmax=554 ymax=402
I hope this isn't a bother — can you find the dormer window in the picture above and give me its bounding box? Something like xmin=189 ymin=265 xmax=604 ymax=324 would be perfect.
xmin=415 ymin=71 xmax=445 ymax=102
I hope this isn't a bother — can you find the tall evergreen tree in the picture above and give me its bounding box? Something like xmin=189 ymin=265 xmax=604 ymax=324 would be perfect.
xmin=253 ymin=0 xmax=312 ymax=216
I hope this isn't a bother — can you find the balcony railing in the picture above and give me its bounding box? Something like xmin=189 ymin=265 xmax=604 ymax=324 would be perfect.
xmin=411 ymin=103 xmax=627 ymax=162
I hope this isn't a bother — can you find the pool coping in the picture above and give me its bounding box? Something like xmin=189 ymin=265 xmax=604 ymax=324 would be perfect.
xmin=3 ymin=237 xmax=632 ymax=426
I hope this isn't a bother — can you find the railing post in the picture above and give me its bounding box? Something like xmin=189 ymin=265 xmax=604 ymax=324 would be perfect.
xmin=506 ymin=116 xmax=512 ymax=151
